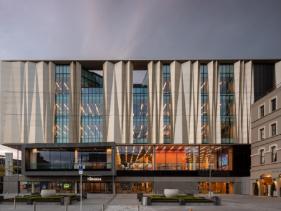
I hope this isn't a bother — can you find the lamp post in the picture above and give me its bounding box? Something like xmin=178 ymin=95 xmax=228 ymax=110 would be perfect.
xmin=77 ymin=161 xmax=84 ymax=211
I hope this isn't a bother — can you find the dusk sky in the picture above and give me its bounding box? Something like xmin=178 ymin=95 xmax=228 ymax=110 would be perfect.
xmin=0 ymin=0 xmax=281 ymax=60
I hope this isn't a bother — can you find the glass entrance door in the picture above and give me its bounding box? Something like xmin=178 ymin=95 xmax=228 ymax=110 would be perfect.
xmin=82 ymin=182 xmax=112 ymax=193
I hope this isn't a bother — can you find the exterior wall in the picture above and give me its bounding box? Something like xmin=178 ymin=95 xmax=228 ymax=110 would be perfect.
xmin=0 ymin=61 xmax=55 ymax=144
xmin=275 ymin=61 xmax=281 ymax=86
xmin=1 ymin=60 xmax=279 ymax=145
xmin=251 ymin=85 xmax=281 ymax=196
xmin=234 ymin=61 xmax=253 ymax=144
xmin=69 ymin=62 xmax=81 ymax=143
xmin=148 ymin=61 xmax=163 ymax=144
xmin=103 ymin=61 xmax=133 ymax=143
xmin=170 ymin=61 xmax=201 ymax=144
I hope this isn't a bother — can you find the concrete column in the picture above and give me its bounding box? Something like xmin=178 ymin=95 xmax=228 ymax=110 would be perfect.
xmin=103 ymin=61 xmax=133 ymax=143
xmin=258 ymin=180 xmax=262 ymax=196
xmin=31 ymin=182 xmax=35 ymax=194
xmin=274 ymin=179 xmax=279 ymax=196
xmin=268 ymin=184 xmax=271 ymax=196
xmin=74 ymin=182 xmax=78 ymax=194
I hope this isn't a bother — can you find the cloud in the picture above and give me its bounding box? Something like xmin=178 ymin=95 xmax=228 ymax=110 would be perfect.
xmin=0 ymin=0 xmax=281 ymax=60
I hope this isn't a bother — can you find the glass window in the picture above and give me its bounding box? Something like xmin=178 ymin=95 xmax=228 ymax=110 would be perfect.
xmin=271 ymin=146 xmax=277 ymax=162
xmin=260 ymin=149 xmax=265 ymax=164
xmin=81 ymin=70 xmax=104 ymax=143
xmin=200 ymin=64 xmax=209 ymax=143
xmin=27 ymin=147 xmax=112 ymax=171
xmin=219 ymin=64 xmax=235 ymax=144
xmin=271 ymin=123 xmax=277 ymax=136
xmin=55 ymin=65 xmax=70 ymax=143
xmin=78 ymin=148 xmax=111 ymax=170
xmin=31 ymin=149 xmax=75 ymax=170
xmin=133 ymin=70 xmax=148 ymax=144
xmin=116 ymin=145 xmax=153 ymax=170
xmin=271 ymin=98 xmax=276 ymax=112
xmin=259 ymin=128 xmax=265 ymax=140
xmin=162 ymin=65 xmax=172 ymax=143
xmin=260 ymin=105 xmax=265 ymax=118
xmin=116 ymin=145 xmax=233 ymax=172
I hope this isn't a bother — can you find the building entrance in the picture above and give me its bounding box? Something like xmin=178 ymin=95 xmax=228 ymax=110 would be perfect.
xmin=198 ymin=182 xmax=233 ymax=194
xmin=82 ymin=182 xmax=112 ymax=193
xmin=259 ymin=175 xmax=275 ymax=196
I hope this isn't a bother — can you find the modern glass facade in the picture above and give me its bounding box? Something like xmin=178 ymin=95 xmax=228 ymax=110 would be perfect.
xmin=54 ymin=65 xmax=70 ymax=143
xmin=116 ymin=145 xmax=233 ymax=171
xmin=162 ymin=65 xmax=172 ymax=143
xmin=81 ymin=70 xmax=104 ymax=143
xmin=219 ymin=64 xmax=235 ymax=144
xmin=200 ymin=64 xmax=209 ymax=144
xmin=26 ymin=146 xmax=112 ymax=171
xmin=133 ymin=71 xmax=148 ymax=144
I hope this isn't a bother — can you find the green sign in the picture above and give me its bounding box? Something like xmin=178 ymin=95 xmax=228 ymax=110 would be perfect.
xmin=63 ymin=183 xmax=71 ymax=189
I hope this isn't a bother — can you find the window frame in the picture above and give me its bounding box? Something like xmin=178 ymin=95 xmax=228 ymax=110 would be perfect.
xmin=259 ymin=148 xmax=265 ymax=165
xmin=270 ymin=145 xmax=277 ymax=163
xmin=258 ymin=126 xmax=266 ymax=141
xmin=270 ymin=121 xmax=277 ymax=137
xmin=269 ymin=96 xmax=277 ymax=113
xmin=258 ymin=104 xmax=265 ymax=119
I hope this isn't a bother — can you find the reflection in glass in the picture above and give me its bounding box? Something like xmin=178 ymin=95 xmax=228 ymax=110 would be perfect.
xmin=81 ymin=70 xmax=104 ymax=143
xmin=78 ymin=148 xmax=112 ymax=170
xmin=116 ymin=145 xmax=153 ymax=170
xmin=30 ymin=148 xmax=75 ymax=170
xmin=55 ymin=65 xmax=70 ymax=143
xmin=116 ymin=145 xmax=233 ymax=171
xmin=27 ymin=147 xmax=112 ymax=171
xmin=219 ymin=64 xmax=236 ymax=143
xmin=133 ymin=70 xmax=148 ymax=144
xmin=163 ymin=65 xmax=172 ymax=143
xmin=200 ymin=64 xmax=209 ymax=143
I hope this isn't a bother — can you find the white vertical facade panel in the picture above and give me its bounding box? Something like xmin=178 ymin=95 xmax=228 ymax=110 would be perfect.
xmin=181 ymin=61 xmax=192 ymax=143
xmin=148 ymin=61 xmax=163 ymax=144
xmin=207 ymin=61 xmax=221 ymax=144
xmin=215 ymin=62 xmax=221 ymax=144
xmin=103 ymin=61 xmax=133 ymax=143
xmin=170 ymin=61 xmax=201 ymax=144
xmin=125 ymin=62 xmax=133 ymax=144
xmin=234 ymin=61 xmax=242 ymax=144
xmin=0 ymin=61 xmax=55 ymax=144
xmin=275 ymin=61 xmax=281 ymax=86
xmin=170 ymin=61 xmax=185 ymax=144
xmin=69 ymin=62 xmax=81 ymax=143
xmin=207 ymin=62 xmax=215 ymax=143
xmin=244 ymin=61 xmax=253 ymax=144
xmin=234 ymin=61 xmax=253 ymax=144
xmin=47 ymin=62 xmax=56 ymax=143
xmin=0 ymin=60 xmax=256 ymax=145
xmin=192 ymin=61 xmax=201 ymax=144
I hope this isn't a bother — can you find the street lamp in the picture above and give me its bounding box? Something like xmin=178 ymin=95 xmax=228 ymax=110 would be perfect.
xmin=75 ymin=160 xmax=85 ymax=211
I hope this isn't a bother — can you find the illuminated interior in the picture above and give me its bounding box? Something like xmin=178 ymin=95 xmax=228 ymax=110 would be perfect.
xmin=116 ymin=145 xmax=233 ymax=171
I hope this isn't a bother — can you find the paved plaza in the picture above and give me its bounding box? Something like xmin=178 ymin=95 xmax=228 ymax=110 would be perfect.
xmin=0 ymin=194 xmax=281 ymax=211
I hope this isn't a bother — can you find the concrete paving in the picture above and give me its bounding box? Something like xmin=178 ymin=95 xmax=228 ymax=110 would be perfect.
xmin=0 ymin=194 xmax=281 ymax=211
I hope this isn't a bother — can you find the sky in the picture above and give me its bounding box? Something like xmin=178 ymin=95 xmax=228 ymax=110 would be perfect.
xmin=0 ymin=0 xmax=281 ymax=60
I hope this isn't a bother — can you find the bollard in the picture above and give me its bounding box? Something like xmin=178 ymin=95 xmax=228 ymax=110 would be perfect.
xmin=65 ymin=204 xmax=68 ymax=211
xmin=33 ymin=202 xmax=36 ymax=211
xmin=137 ymin=204 xmax=140 ymax=211
xmin=101 ymin=203 xmax=105 ymax=211
xmin=14 ymin=197 xmax=16 ymax=209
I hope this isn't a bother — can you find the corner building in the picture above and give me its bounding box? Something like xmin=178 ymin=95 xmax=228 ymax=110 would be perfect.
xmin=1 ymin=60 xmax=280 ymax=194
